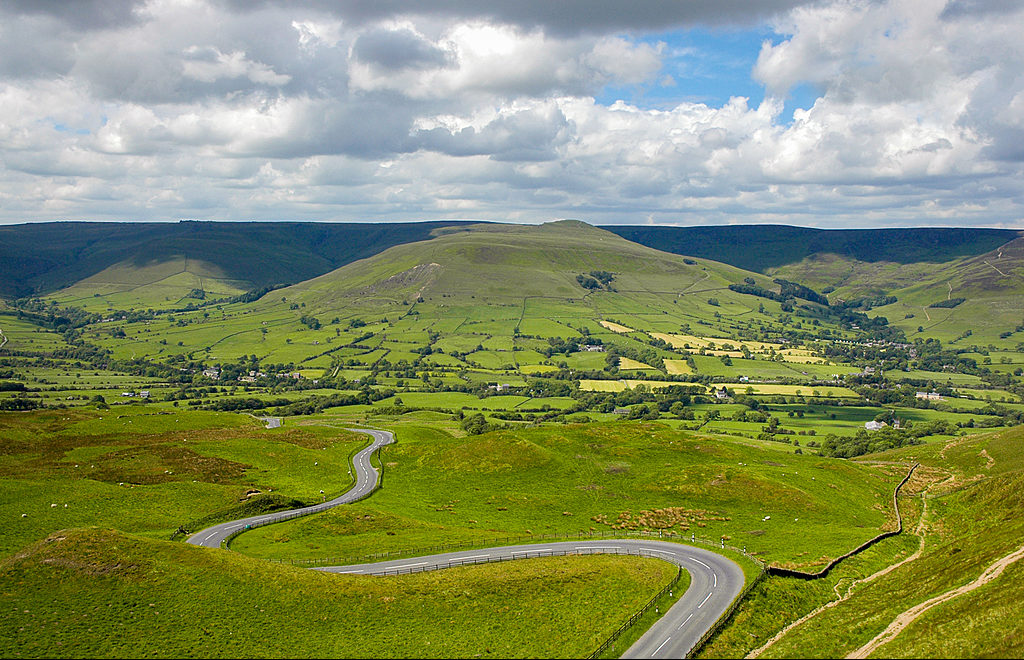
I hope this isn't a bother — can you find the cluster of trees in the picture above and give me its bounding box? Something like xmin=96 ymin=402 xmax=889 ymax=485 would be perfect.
xmin=576 ymin=270 xmax=616 ymax=291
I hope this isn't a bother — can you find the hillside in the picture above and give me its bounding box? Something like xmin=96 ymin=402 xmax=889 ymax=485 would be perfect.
xmin=604 ymin=225 xmax=1020 ymax=274
xmin=0 ymin=220 xmax=471 ymax=300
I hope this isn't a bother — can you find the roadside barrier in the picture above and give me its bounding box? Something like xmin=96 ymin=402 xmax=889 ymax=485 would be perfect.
xmin=272 ymin=528 xmax=765 ymax=570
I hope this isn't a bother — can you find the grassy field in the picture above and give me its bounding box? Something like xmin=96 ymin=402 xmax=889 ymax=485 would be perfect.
xmin=748 ymin=426 xmax=1024 ymax=659
xmin=0 ymin=409 xmax=367 ymax=556
xmin=232 ymin=422 xmax=900 ymax=571
xmin=0 ymin=528 xmax=678 ymax=659
xmin=3 ymin=220 xmax=1024 ymax=657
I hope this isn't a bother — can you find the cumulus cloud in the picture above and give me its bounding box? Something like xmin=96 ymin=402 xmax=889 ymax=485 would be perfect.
xmin=0 ymin=0 xmax=1021 ymax=227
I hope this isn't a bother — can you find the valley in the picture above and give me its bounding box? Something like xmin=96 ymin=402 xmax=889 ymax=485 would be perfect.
xmin=1 ymin=220 xmax=1023 ymax=658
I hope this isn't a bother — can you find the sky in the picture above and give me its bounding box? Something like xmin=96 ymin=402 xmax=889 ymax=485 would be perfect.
xmin=1 ymin=0 xmax=1023 ymax=228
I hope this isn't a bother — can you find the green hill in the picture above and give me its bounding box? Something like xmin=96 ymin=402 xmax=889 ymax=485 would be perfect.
xmin=0 ymin=220 xmax=472 ymax=300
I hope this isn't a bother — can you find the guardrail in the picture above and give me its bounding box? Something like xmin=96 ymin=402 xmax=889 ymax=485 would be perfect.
xmin=588 ymin=562 xmax=683 ymax=659
xmin=273 ymin=528 xmax=765 ymax=570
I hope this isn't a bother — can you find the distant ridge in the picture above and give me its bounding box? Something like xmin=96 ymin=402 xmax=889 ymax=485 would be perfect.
xmin=602 ymin=225 xmax=1021 ymax=273
xmin=0 ymin=221 xmax=473 ymax=298
xmin=2 ymin=220 xmax=1019 ymax=300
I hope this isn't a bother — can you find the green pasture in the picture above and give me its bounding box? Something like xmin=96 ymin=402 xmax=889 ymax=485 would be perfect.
xmin=756 ymin=427 xmax=1024 ymax=659
xmin=233 ymin=422 xmax=901 ymax=571
xmin=0 ymin=528 xmax=677 ymax=659
xmin=0 ymin=409 xmax=367 ymax=556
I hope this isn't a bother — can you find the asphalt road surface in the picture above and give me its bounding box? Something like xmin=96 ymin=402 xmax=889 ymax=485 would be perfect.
xmin=318 ymin=538 xmax=744 ymax=659
xmin=188 ymin=427 xmax=744 ymax=658
xmin=186 ymin=428 xmax=393 ymax=548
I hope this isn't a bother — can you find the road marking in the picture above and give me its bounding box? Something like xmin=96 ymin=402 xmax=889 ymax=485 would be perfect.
xmin=688 ymin=557 xmax=712 ymax=570
xmin=335 ymin=570 xmax=360 ymax=574
xmin=713 ymin=573 xmax=718 ymax=587
xmin=392 ymin=562 xmax=428 ymax=569
xmin=698 ymin=592 xmax=713 ymax=608
xmin=204 ymin=532 xmax=218 ymax=543
xmin=653 ymin=637 xmax=672 ymax=655
xmin=529 ymin=548 xmax=553 ymax=552
xmin=458 ymin=554 xmax=491 ymax=560
xmin=678 ymin=613 xmax=693 ymax=629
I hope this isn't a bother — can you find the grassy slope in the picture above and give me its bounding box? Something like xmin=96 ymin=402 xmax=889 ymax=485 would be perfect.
xmin=4 ymin=220 xmax=471 ymax=299
xmin=0 ymin=528 xmax=677 ymax=659
xmin=0 ymin=409 xmax=367 ymax=556
xmin=755 ymin=425 xmax=1024 ymax=658
xmin=232 ymin=422 xmax=900 ymax=571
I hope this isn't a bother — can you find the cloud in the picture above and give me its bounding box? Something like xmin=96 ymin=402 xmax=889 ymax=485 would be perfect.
xmin=352 ymin=26 xmax=453 ymax=70
xmin=0 ymin=0 xmax=1021 ymax=228
xmin=220 ymin=0 xmax=818 ymax=34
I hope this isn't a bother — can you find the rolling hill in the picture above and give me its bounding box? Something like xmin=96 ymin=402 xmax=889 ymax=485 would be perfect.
xmin=0 ymin=220 xmax=472 ymax=300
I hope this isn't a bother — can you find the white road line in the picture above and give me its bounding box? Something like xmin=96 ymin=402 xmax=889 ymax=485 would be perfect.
xmin=653 ymin=637 xmax=672 ymax=655
xmin=713 ymin=573 xmax=718 ymax=587
xmin=335 ymin=570 xmax=360 ymax=574
xmin=677 ymin=613 xmax=693 ymax=630
xmin=204 ymin=532 xmax=218 ymax=542
xmin=697 ymin=592 xmax=713 ymax=608
xmin=688 ymin=556 xmax=712 ymax=570
xmin=458 ymin=554 xmax=492 ymax=560
xmin=392 ymin=562 xmax=428 ymax=569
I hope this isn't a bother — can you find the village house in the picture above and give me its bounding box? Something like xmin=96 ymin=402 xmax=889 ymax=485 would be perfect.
xmin=916 ymin=391 xmax=942 ymax=400
xmin=865 ymin=420 xmax=887 ymax=431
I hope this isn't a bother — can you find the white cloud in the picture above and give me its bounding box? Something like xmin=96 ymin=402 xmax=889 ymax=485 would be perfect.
xmin=0 ymin=0 xmax=1021 ymax=227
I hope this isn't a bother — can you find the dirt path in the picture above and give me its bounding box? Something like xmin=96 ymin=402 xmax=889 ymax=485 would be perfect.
xmin=847 ymin=543 xmax=1024 ymax=659
xmin=983 ymin=260 xmax=1007 ymax=277
xmin=747 ymin=471 xmax=951 ymax=659
xmin=922 ymin=307 xmax=931 ymax=321
xmin=0 ymin=325 xmax=7 ymax=350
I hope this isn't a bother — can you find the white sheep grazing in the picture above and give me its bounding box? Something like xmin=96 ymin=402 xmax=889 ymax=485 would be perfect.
xmin=21 ymin=513 xmax=27 ymax=518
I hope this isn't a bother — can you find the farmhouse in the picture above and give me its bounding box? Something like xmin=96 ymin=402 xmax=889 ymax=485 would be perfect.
xmin=916 ymin=391 xmax=942 ymax=400
xmin=202 ymin=368 xmax=220 ymax=379
xmin=865 ymin=420 xmax=887 ymax=431
xmin=581 ymin=344 xmax=605 ymax=352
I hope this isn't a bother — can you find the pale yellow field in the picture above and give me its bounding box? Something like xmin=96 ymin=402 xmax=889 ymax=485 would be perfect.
xmin=618 ymin=357 xmax=654 ymax=370
xmin=578 ymin=379 xmax=627 ymax=392
xmin=652 ymin=332 xmax=783 ymax=353
xmin=664 ymin=359 xmax=692 ymax=374
xmin=703 ymin=350 xmax=745 ymax=358
xmin=721 ymin=383 xmax=858 ymax=397
xmin=779 ymin=349 xmax=830 ymax=364
xmin=600 ymin=320 xmax=635 ymax=333
xmin=622 ymin=380 xmax=683 ymax=390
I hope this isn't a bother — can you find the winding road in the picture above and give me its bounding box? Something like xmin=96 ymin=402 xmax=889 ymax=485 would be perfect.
xmin=188 ymin=428 xmax=746 ymax=658
xmin=187 ymin=428 xmax=393 ymax=548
